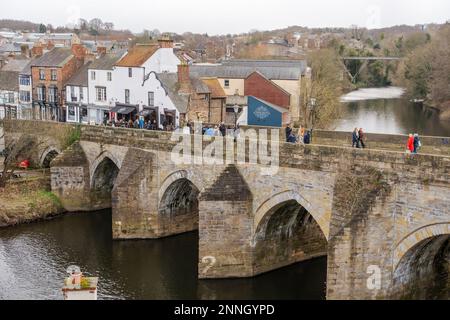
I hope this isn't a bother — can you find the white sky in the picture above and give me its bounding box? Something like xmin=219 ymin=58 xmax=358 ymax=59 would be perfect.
xmin=2 ymin=0 xmax=449 ymax=35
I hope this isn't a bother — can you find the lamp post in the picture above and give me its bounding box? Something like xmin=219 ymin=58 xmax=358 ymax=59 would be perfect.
xmin=309 ymin=98 xmax=316 ymax=143
xmin=233 ymin=104 xmax=239 ymax=128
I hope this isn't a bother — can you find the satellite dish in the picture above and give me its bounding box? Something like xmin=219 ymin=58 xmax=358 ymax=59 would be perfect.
xmin=66 ymin=265 xmax=81 ymax=275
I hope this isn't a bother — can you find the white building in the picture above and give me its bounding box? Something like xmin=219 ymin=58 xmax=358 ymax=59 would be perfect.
xmin=64 ymin=39 xmax=185 ymax=127
xmin=0 ymin=71 xmax=19 ymax=119
xmin=110 ymin=41 xmax=181 ymax=126
xmin=65 ymin=62 xmax=91 ymax=123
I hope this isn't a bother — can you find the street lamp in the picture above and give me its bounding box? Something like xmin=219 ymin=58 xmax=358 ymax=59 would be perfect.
xmin=233 ymin=104 xmax=239 ymax=127
xmin=309 ymin=98 xmax=317 ymax=143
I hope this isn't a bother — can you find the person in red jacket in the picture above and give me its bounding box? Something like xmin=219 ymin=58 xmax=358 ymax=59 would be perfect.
xmin=407 ymin=134 xmax=415 ymax=153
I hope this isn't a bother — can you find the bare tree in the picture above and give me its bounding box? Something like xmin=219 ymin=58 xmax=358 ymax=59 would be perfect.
xmin=303 ymin=48 xmax=347 ymax=130
xmin=0 ymin=135 xmax=41 ymax=188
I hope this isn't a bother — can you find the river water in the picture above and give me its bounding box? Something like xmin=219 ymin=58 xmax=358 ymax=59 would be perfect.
xmin=1 ymin=87 xmax=448 ymax=300
xmin=338 ymin=87 xmax=450 ymax=137
xmin=0 ymin=211 xmax=327 ymax=300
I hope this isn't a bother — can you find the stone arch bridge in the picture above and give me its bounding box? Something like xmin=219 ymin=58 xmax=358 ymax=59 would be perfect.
xmin=2 ymin=120 xmax=449 ymax=300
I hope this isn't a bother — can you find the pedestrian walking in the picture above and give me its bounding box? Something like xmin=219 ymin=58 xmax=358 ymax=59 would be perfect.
xmin=358 ymin=128 xmax=366 ymax=149
xmin=413 ymin=133 xmax=421 ymax=154
xmin=285 ymin=124 xmax=292 ymax=142
xmin=407 ymin=134 xmax=414 ymax=153
xmin=352 ymin=128 xmax=359 ymax=148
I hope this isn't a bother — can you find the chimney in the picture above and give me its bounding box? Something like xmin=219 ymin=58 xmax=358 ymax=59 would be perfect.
xmin=31 ymin=45 xmax=43 ymax=58
xmin=46 ymin=41 xmax=55 ymax=51
xmin=20 ymin=44 xmax=30 ymax=57
xmin=158 ymin=35 xmax=174 ymax=49
xmin=84 ymin=53 xmax=96 ymax=63
xmin=177 ymin=62 xmax=191 ymax=94
xmin=71 ymin=43 xmax=86 ymax=59
xmin=97 ymin=46 xmax=107 ymax=55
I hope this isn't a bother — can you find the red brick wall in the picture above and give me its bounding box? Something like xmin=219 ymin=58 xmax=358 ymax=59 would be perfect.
xmin=244 ymin=72 xmax=290 ymax=108
xmin=31 ymin=56 xmax=83 ymax=106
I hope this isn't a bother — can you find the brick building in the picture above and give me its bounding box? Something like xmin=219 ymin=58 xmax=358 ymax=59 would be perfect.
xmin=31 ymin=44 xmax=86 ymax=121
xmin=244 ymin=71 xmax=291 ymax=109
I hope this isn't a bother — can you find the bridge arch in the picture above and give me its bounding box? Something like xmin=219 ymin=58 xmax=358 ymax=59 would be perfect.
xmin=393 ymin=223 xmax=450 ymax=270
xmin=391 ymin=223 xmax=449 ymax=299
xmin=90 ymin=153 xmax=120 ymax=209
xmin=252 ymin=190 xmax=328 ymax=277
xmin=90 ymin=151 xmax=122 ymax=189
xmin=254 ymin=190 xmax=329 ymax=240
xmin=157 ymin=170 xmax=202 ymax=236
xmin=39 ymin=146 xmax=60 ymax=168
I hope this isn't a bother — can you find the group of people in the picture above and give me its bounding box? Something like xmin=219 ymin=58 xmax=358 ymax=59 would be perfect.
xmin=285 ymin=125 xmax=312 ymax=145
xmin=105 ymin=117 xmax=174 ymax=131
xmin=352 ymin=128 xmax=367 ymax=149
xmin=407 ymin=133 xmax=422 ymax=154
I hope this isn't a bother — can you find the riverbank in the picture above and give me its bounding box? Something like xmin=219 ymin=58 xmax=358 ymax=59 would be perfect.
xmin=0 ymin=174 xmax=64 ymax=227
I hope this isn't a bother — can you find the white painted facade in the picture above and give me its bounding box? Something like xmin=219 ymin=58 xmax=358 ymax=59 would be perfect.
xmin=0 ymin=90 xmax=19 ymax=119
xmin=66 ymin=85 xmax=90 ymax=123
xmin=80 ymin=46 xmax=182 ymax=126
xmin=18 ymin=74 xmax=33 ymax=119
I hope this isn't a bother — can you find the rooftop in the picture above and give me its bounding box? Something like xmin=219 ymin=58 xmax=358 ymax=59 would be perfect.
xmin=89 ymin=50 xmax=126 ymax=70
xmin=31 ymin=48 xmax=74 ymax=68
xmin=156 ymin=73 xmax=189 ymax=114
xmin=66 ymin=62 xmax=92 ymax=87
xmin=191 ymin=59 xmax=307 ymax=80
xmin=115 ymin=44 xmax=159 ymax=67
xmin=201 ymin=78 xmax=226 ymax=98
xmin=0 ymin=70 xmax=19 ymax=91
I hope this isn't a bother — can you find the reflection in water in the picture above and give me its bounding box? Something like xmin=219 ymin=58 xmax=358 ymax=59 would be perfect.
xmin=0 ymin=211 xmax=327 ymax=300
xmin=337 ymin=98 xmax=450 ymax=137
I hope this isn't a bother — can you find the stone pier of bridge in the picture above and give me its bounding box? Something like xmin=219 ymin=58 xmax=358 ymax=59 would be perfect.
xmin=2 ymin=119 xmax=449 ymax=300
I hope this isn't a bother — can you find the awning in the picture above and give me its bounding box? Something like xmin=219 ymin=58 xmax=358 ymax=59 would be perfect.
xmin=140 ymin=107 xmax=157 ymax=116
xmin=111 ymin=106 xmax=136 ymax=115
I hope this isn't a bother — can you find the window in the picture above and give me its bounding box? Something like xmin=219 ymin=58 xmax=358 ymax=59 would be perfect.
xmin=224 ymin=79 xmax=230 ymax=88
xmin=39 ymin=69 xmax=45 ymax=80
xmin=128 ymin=68 xmax=132 ymax=78
xmin=67 ymin=105 xmax=76 ymax=122
xmin=37 ymin=86 xmax=46 ymax=101
xmin=20 ymin=90 xmax=31 ymax=102
xmin=107 ymin=72 xmax=112 ymax=81
xmin=6 ymin=93 xmax=14 ymax=103
xmin=79 ymin=86 xmax=84 ymax=101
xmin=125 ymin=89 xmax=130 ymax=104
xmin=19 ymin=76 xmax=30 ymax=86
xmin=51 ymin=69 xmax=57 ymax=81
xmin=80 ymin=107 xmax=88 ymax=123
xmin=48 ymin=87 xmax=58 ymax=103
xmin=91 ymin=71 xmax=96 ymax=80
xmin=70 ymin=86 xmax=77 ymax=102
xmin=148 ymin=91 xmax=154 ymax=107
xmin=96 ymin=87 xmax=106 ymax=101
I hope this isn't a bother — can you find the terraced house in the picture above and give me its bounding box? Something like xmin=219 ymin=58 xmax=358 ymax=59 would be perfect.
xmin=31 ymin=44 xmax=86 ymax=121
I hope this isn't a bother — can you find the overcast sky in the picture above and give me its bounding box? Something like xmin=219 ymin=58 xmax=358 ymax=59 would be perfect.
xmin=2 ymin=0 xmax=449 ymax=35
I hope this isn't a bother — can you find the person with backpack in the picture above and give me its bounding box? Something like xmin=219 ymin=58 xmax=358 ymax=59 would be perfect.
xmin=413 ymin=133 xmax=421 ymax=154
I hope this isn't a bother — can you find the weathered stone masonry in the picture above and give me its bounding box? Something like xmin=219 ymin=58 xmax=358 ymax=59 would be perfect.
xmin=2 ymin=119 xmax=449 ymax=300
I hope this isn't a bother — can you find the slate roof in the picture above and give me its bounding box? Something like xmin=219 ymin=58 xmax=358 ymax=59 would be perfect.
xmin=0 ymin=43 xmax=21 ymax=53
xmin=190 ymin=59 xmax=307 ymax=80
xmin=116 ymin=44 xmax=159 ymax=67
xmin=1 ymin=58 xmax=30 ymax=72
xmin=89 ymin=50 xmax=126 ymax=70
xmin=0 ymin=70 xmax=19 ymax=91
xmin=156 ymin=73 xmax=189 ymax=114
xmin=65 ymin=62 xmax=91 ymax=87
xmin=31 ymin=48 xmax=74 ymax=67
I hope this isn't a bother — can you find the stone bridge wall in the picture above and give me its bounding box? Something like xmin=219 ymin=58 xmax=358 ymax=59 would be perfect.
xmin=3 ymin=120 xmax=450 ymax=300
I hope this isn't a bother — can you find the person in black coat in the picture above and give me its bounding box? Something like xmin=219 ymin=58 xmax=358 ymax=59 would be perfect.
xmin=285 ymin=125 xmax=292 ymax=142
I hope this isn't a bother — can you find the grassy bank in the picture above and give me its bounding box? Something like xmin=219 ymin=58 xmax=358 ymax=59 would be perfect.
xmin=0 ymin=174 xmax=64 ymax=227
